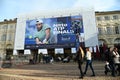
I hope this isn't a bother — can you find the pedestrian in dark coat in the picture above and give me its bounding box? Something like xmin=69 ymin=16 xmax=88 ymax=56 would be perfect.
xmin=76 ymin=47 xmax=84 ymax=79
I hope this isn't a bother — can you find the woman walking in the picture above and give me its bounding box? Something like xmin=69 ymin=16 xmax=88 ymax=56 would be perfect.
xmin=84 ymin=47 xmax=95 ymax=77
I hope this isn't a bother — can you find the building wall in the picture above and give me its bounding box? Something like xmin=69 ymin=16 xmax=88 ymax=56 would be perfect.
xmin=0 ymin=10 xmax=120 ymax=57
xmin=95 ymin=11 xmax=120 ymax=47
xmin=0 ymin=19 xmax=17 ymax=58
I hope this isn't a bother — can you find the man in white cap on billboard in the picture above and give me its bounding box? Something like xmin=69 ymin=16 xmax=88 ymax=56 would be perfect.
xmin=34 ymin=19 xmax=52 ymax=44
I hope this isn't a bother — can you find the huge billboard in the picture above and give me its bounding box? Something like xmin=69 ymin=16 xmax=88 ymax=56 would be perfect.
xmin=25 ymin=15 xmax=84 ymax=49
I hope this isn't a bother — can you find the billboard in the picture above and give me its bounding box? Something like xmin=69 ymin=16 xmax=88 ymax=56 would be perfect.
xmin=14 ymin=7 xmax=98 ymax=50
xmin=25 ymin=15 xmax=84 ymax=49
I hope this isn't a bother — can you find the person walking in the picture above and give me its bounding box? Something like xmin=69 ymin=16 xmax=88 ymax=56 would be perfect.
xmin=84 ymin=47 xmax=95 ymax=77
xmin=106 ymin=47 xmax=116 ymax=77
xmin=112 ymin=47 xmax=120 ymax=76
xmin=76 ymin=46 xmax=84 ymax=79
xmin=104 ymin=48 xmax=112 ymax=75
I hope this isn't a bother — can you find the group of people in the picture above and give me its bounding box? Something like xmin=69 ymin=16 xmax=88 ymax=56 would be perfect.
xmin=42 ymin=54 xmax=53 ymax=64
xmin=76 ymin=46 xmax=120 ymax=79
xmin=76 ymin=47 xmax=95 ymax=79
xmin=104 ymin=47 xmax=120 ymax=77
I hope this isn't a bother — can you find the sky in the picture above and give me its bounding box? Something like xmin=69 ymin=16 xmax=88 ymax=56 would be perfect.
xmin=0 ymin=0 xmax=120 ymax=21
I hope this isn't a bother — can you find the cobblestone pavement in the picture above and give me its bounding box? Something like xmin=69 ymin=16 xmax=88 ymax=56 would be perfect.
xmin=0 ymin=61 xmax=120 ymax=80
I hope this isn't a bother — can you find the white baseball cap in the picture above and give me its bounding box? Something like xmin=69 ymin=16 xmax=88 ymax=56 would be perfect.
xmin=36 ymin=19 xmax=43 ymax=24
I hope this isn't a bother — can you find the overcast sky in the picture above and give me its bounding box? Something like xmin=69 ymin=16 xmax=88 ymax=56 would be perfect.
xmin=0 ymin=0 xmax=120 ymax=21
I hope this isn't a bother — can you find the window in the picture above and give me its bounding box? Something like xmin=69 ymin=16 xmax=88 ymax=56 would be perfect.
xmin=96 ymin=17 xmax=102 ymax=21
xmin=98 ymin=28 xmax=102 ymax=35
xmin=113 ymin=15 xmax=118 ymax=20
xmin=8 ymin=34 xmax=12 ymax=41
xmin=3 ymin=25 xmax=8 ymax=29
xmin=98 ymin=28 xmax=106 ymax=35
xmin=106 ymin=27 xmax=112 ymax=34
xmin=115 ymin=26 xmax=119 ymax=34
xmin=114 ymin=38 xmax=120 ymax=44
xmin=10 ymin=25 xmax=13 ymax=29
xmin=104 ymin=16 xmax=110 ymax=20
xmin=103 ymin=27 xmax=107 ymax=34
xmin=1 ymin=34 xmax=6 ymax=41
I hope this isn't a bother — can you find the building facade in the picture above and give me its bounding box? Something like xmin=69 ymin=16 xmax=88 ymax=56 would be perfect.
xmin=0 ymin=10 xmax=120 ymax=60
xmin=0 ymin=19 xmax=17 ymax=59
xmin=95 ymin=11 xmax=120 ymax=47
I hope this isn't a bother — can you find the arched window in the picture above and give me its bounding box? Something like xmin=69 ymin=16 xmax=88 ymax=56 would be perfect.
xmin=114 ymin=38 xmax=120 ymax=44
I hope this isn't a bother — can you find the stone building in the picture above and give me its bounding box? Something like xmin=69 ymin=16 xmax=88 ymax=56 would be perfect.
xmin=95 ymin=11 xmax=120 ymax=47
xmin=0 ymin=18 xmax=17 ymax=59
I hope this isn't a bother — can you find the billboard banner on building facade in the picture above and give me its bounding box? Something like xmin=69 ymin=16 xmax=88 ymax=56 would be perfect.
xmin=25 ymin=15 xmax=84 ymax=49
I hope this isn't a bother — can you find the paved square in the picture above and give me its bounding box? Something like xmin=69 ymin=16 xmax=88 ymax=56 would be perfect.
xmin=0 ymin=61 xmax=120 ymax=80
